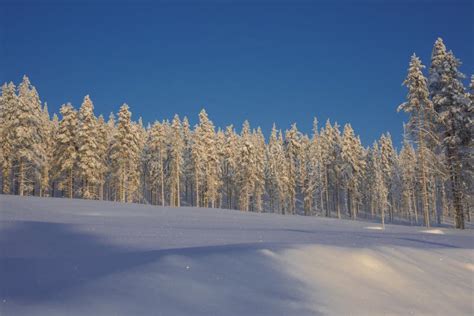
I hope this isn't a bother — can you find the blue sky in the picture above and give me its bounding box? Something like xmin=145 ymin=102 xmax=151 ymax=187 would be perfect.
xmin=1 ymin=0 xmax=472 ymax=147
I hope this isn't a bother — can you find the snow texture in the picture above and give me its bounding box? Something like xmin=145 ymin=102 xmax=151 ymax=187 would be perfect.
xmin=1 ymin=195 xmax=473 ymax=315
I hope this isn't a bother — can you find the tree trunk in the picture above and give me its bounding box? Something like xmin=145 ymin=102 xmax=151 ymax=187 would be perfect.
xmin=18 ymin=158 xmax=24 ymax=196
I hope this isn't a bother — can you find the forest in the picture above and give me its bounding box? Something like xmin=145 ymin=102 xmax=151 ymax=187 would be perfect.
xmin=0 ymin=38 xmax=472 ymax=229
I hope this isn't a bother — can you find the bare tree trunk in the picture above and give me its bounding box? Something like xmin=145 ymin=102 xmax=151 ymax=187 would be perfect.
xmin=2 ymin=163 xmax=11 ymax=194
xmin=18 ymin=158 xmax=24 ymax=196
xmin=325 ymin=170 xmax=330 ymax=217
xmin=68 ymin=168 xmax=74 ymax=198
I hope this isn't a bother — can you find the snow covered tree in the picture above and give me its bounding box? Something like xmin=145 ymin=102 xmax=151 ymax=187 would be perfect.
xmin=14 ymin=76 xmax=46 ymax=196
xmin=146 ymin=121 xmax=168 ymax=206
xmin=39 ymin=103 xmax=57 ymax=197
xmin=168 ymin=115 xmax=184 ymax=207
xmin=54 ymin=103 xmax=78 ymax=198
xmin=252 ymin=127 xmax=266 ymax=212
xmin=96 ymin=115 xmax=109 ymax=200
xmin=428 ymin=38 xmax=472 ymax=229
xmin=379 ymin=133 xmax=397 ymax=222
xmin=399 ymin=54 xmax=439 ymax=227
xmin=129 ymin=119 xmax=146 ymax=203
xmin=284 ymin=124 xmax=301 ymax=214
xmin=298 ymin=134 xmax=313 ymax=215
xmin=372 ymin=142 xmax=388 ymax=228
xmin=221 ymin=125 xmax=239 ymax=209
xmin=77 ymin=95 xmax=101 ymax=199
xmin=266 ymin=124 xmax=287 ymax=214
xmin=192 ymin=110 xmax=220 ymax=208
xmin=181 ymin=117 xmax=194 ymax=205
xmin=342 ymin=124 xmax=365 ymax=219
xmin=0 ymin=82 xmax=17 ymax=194
xmin=236 ymin=121 xmax=255 ymax=211
xmin=399 ymin=137 xmax=417 ymax=223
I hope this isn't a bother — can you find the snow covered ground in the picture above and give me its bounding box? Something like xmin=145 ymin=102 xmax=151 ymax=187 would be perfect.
xmin=1 ymin=195 xmax=473 ymax=315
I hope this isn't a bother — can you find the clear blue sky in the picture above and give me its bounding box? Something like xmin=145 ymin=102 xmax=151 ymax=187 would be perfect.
xmin=1 ymin=0 xmax=472 ymax=148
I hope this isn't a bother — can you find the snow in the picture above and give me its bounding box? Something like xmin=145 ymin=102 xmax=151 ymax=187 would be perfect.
xmin=421 ymin=229 xmax=445 ymax=235
xmin=1 ymin=195 xmax=473 ymax=315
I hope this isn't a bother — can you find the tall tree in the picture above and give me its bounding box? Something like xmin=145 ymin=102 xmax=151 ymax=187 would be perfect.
xmin=54 ymin=103 xmax=79 ymax=198
xmin=429 ymin=38 xmax=472 ymax=229
xmin=284 ymin=124 xmax=301 ymax=214
xmin=399 ymin=54 xmax=439 ymax=227
xmin=77 ymin=95 xmax=101 ymax=199
xmin=0 ymin=82 xmax=17 ymax=194
xmin=169 ymin=115 xmax=184 ymax=207
xmin=14 ymin=76 xmax=45 ymax=196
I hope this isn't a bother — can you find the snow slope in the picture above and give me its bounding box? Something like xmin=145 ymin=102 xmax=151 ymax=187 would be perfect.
xmin=0 ymin=195 xmax=473 ymax=315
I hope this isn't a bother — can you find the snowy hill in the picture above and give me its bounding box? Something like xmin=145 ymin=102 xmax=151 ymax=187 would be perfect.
xmin=1 ymin=195 xmax=473 ymax=316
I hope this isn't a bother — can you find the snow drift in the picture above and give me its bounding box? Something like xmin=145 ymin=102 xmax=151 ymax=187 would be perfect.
xmin=0 ymin=195 xmax=473 ymax=315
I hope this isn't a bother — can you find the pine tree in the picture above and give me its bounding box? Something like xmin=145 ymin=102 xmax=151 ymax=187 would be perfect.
xmin=77 ymin=95 xmax=101 ymax=199
xmin=252 ymin=127 xmax=266 ymax=212
xmin=342 ymin=124 xmax=365 ymax=219
xmin=222 ymin=125 xmax=239 ymax=209
xmin=39 ymin=103 xmax=57 ymax=197
xmin=146 ymin=121 xmax=168 ymax=206
xmin=309 ymin=118 xmax=325 ymax=215
xmin=284 ymin=124 xmax=301 ymax=214
xmin=266 ymin=124 xmax=287 ymax=214
xmin=399 ymin=138 xmax=417 ymax=223
xmin=372 ymin=142 xmax=388 ymax=228
xmin=54 ymin=103 xmax=78 ymax=198
xmin=379 ymin=133 xmax=397 ymax=222
xmin=429 ymin=39 xmax=472 ymax=229
xmin=129 ymin=119 xmax=146 ymax=203
xmin=236 ymin=121 xmax=255 ymax=211
xmin=169 ymin=115 xmax=184 ymax=207
xmin=399 ymin=54 xmax=439 ymax=227
xmin=319 ymin=120 xmax=333 ymax=216
xmin=14 ymin=76 xmax=46 ymax=196
xmin=96 ymin=115 xmax=109 ymax=200
xmin=0 ymin=82 xmax=17 ymax=194
xmin=181 ymin=117 xmax=194 ymax=206
xmin=110 ymin=104 xmax=136 ymax=202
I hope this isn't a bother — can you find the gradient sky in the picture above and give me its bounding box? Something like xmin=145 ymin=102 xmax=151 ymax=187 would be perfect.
xmin=1 ymin=0 xmax=472 ymax=148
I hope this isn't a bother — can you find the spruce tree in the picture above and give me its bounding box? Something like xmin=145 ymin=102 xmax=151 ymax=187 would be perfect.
xmin=399 ymin=54 xmax=438 ymax=227
xmin=77 ymin=95 xmax=101 ymax=199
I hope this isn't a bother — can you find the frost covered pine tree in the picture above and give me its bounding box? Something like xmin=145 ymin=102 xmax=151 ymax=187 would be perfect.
xmin=169 ymin=115 xmax=184 ymax=207
xmin=146 ymin=121 xmax=168 ymax=206
xmin=372 ymin=142 xmax=388 ymax=228
xmin=77 ymin=95 xmax=101 ymax=199
xmin=129 ymin=119 xmax=146 ymax=203
xmin=14 ymin=76 xmax=46 ymax=196
xmin=236 ymin=121 xmax=255 ymax=211
xmin=39 ymin=103 xmax=57 ymax=197
xmin=284 ymin=124 xmax=301 ymax=214
xmin=221 ymin=125 xmax=239 ymax=209
xmin=181 ymin=117 xmax=194 ymax=206
xmin=379 ymin=133 xmax=397 ymax=222
xmin=110 ymin=104 xmax=136 ymax=202
xmin=266 ymin=124 xmax=287 ymax=214
xmin=399 ymin=136 xmax=418 ymax=223
xmin=0 ymin=82 xmax=17 ymax=194
xmin=54 ymin=103 xmax=78 ymax=198
xmin=398 ymin=54 xmax=439 ymax=228
xmin=429 ymin=38 xmax=472 ymax=229
xmin=252 ymin=127 xmax=266 ymax=212
xmin=342 ymin=124 xmax=365 ymax=219
xmin=96 ymin=115 xmax=109 ymax=200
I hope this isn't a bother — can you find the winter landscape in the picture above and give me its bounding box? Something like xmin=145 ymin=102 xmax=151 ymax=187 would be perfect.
xmin=1 ymin=1 xmax=473 ymax=315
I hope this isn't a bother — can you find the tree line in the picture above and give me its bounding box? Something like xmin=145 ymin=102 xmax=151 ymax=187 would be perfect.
xmin=0 ymin=38 xmax=472 ymax=228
